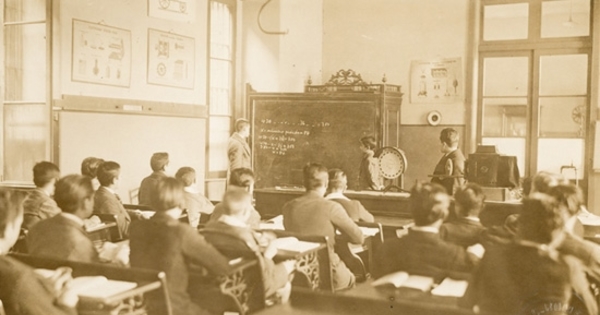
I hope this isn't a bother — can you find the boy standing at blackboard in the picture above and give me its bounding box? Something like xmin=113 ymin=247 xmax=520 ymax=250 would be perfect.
xmin=358 ymin=136 xmax=383 ymax=191
xmin=431 ymin=128 xmax=465 ymax=195
xmin=228 ymin=118 xmax=252 ymax=172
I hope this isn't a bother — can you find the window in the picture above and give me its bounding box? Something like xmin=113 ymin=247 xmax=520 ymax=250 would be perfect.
xmin=207 ymin=0 xmax=235 ymax=178
xmin=478 ymin=0 xmax=592 ymax=185
xmin=2 ymin=0 xmax=50 ymax=183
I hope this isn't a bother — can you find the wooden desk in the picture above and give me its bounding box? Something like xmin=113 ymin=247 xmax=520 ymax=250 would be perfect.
xmin=87 ymin=222 xmax=118 ymax=243
xmin=274 ymin=242 xmax=327 ymax=291
xmin=254 ymin=188 xmax=411 ymax=218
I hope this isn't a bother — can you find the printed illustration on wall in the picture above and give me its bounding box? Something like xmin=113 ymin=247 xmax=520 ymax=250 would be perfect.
xmin=147 ymin=29 xmax=195 ymax=89
xmin=410 ymin=58 xmax=462 ymax=104
xmin=71 ymin=20 xmax=132 ymax=87
xmin=148 ymin=0 xmax=196 ymax=22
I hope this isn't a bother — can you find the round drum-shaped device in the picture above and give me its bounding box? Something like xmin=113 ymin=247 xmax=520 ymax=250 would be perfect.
xmin=375 ymin=146 xmax=408 ymax=180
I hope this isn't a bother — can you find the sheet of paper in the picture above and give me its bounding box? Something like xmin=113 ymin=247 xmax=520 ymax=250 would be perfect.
xmin=72 ymin=276 xmax=138 ymax=299
xmin=371 ymin=271 xmax=409 ymax=287
xmin=359 ymin=227 xmax=380 ymax=237
xmin=403 ymin=275 xmax=434 ymax=292
xmin=431 ymin=278 xmax=469 ymax=297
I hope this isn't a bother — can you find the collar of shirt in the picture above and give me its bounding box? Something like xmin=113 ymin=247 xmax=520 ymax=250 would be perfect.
xmin=61 ymin=212 xmax=85 ymax=228
xmin=184 ymin=186 xmax=199 ymax=194
xmin=36 ymin=188 xmax=50 ymax=197
xmin=219 ymin=214 xmax=249 ymax=228
xmin=325 ymin=192 xmax=350 ymax=201
xmin=102 ymin=186 xmax=116 ymax=194
xmin=411 ymin=226 xmax=440 ymax=234
xmin=464 ymin=216 xmax=481 ymax=223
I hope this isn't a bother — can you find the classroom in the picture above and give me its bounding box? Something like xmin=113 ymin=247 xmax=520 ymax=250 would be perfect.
xmin=1 ymin=0 xmax=600 ymax=314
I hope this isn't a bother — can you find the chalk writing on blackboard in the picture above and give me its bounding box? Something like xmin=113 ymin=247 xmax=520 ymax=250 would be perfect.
xmin=256 ymin=120 xmax=331 ymax=156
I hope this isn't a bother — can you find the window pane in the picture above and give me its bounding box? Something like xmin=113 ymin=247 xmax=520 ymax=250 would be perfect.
xmin=483 ymin=3 xmax=529 ymax=41
xmin=537 ymin=138 xmax=584 ymax=179
xmin=482 ymin=138 xmax=526 ymax=177
xmin=4 ymin=104 xmax=47 ymax=182
xmin=210 ymin=1 xmax=233 ymax=60
xmin=210 ymin=59 xmax=232 ymax=115
xmin=541 ymin=0 xmax=590 ymax=38
xmin=482 ymin=98 xmax=527 ymax=137
xmin=539 ymin=54 xmax=588 ymax=96
xmin=539 ymin=97 xmax=586 ymax=138
xmin=483 ymin=57 xmax=529 ymax=97
xmin=4 ymin=0 xmax=46 ymax=23
xmin=4 ymin=23 xmax=47 ymax=102
xmin=209 ymin=116 xmax=231 ymax=172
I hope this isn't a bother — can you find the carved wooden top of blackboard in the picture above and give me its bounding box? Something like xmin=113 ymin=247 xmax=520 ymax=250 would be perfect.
xmin=305 ymin=69 xmax=402 ymax=94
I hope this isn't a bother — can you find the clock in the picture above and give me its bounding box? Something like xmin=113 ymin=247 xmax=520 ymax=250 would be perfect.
xmin=375 ymin=146 xmax=408 ymax=179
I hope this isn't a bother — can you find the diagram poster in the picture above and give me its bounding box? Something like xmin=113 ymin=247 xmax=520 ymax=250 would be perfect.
xmin=71 ymin=20 xmax=131 ymax=87
xmin=410 ymin=58 xmax=462 ymax=104
xmin=148 ymin=0 xmax=196 ymax=23
xmin=147 ymin=29 xmax=195 ymax=89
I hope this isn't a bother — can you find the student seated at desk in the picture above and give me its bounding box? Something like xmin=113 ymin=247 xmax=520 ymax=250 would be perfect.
xmin=463 ymin=194 xmax=597 ymax=315
xmin=209 ymin=168 xmax=261 ymax=229
xmin=205 ymin=189 xmax=295 ymax=298
xmin=326 ymin=169 xmax=374 ymax=223
xmin=175 ymin=166 xmax=215 ymax=229
xmin=22 ymin=161 xmax=61 ymax=231
xmin=27 ymin=175 xmax=100 ymax=263
xmin=0 ymin=188 xmax=79 ymax=315
xmin=374 ymin=182 xmax=482 ymax=281
xmin=282 ymin=163 xmax=363 ymax=290
xmin=81 ymin=156 xmax=104 ymax=191
xmin=138 ymin=152 xmax=169 ymax=206
xmin=440 ymin=183 xmax=485 ymax=248
xmin=129 ymin=177 xmax=232 ymax=315
xmin=94 ymin=161 xmax=144 ymax=238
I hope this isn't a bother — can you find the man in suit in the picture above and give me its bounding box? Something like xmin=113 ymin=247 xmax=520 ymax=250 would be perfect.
xmin=94 ymin=161 xmax=143 ymax=238
xmin=282 ymin=163 xmax=364 ymax=290
xmin=440 ymin=183 xmax=486 ymax=248
xmin=129 ymin=177 xmax=232 ymax=315
xmin=22 ymin=161 xmax=61 ymax=230
xmin=205 ymin=189 xmax=295 ymax=298
xmin=326 ymin=168 xmax=374 ymax=222
xmin=374 ymin=182 xmax=482 ymax=281
xmin=27 ymin=175 xmax=100 ymax=263
xmin=228 ymin=118 xmax=252 ymax=172
xmin=138 ymin=152 xmax=169 ymax=206
xmin=431 ymin=128 xmax=465 ymax=195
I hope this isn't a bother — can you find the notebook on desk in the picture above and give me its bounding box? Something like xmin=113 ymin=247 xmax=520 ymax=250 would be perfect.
xmin=371 ymin=271 xmax=434 ymax=292
xmin=272 ymin=237 xmax=320 ymax=254
xmin=35 ymin=270 xmax=138 ymax=300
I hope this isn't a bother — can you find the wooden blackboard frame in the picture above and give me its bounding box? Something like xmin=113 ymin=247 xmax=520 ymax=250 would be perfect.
xmin=248 ymin=91 xmax=384 ymax=190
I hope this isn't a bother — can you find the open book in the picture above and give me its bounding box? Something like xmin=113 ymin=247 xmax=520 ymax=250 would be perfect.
xmin=259 ymin=215 xmax=284 ymax=230
xmin=371 ymin=271 xmax=434 ymax=292
xmin=70 ymin=276 xmax=138 ymax=300
xmin=430 ymin=278 xmax=469 ymax=297
xmin=271 ymin=236 xmax=320 ymax=254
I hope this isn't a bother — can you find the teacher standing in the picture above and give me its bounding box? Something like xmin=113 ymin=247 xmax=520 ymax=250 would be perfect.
xmin=228 ymin=118 xmax=252 ymax=172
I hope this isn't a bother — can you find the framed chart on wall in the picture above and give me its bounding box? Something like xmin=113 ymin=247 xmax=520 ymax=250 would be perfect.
xmin=147 ymin=29 xmax=195 ymax=89
xmin=410 ymin=57 xmax=462 ymax=104
xmin=71 ymin=19 xmax=132 ymax=87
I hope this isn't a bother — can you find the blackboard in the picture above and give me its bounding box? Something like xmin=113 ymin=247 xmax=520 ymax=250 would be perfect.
xmin=251 ymin=99 xmax=378 ymax=190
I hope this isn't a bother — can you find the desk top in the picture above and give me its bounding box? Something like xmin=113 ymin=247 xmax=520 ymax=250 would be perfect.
xmin=257 ymin=188 xmax=410 ymax=200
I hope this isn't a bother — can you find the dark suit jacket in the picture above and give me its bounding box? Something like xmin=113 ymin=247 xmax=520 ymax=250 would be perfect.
xmin=22 ymin=189 xmax=60 ymax=230
xmin=0 ymin=256 xmax=76 ymax=315
xmin=94 ymin=187 xmax=131 ymax=238
xmin=374 ymin=229 xmax=478 ymax=281
xmin=204 ymin=220 xmax=289 ymax=297
xmin=227 ymin=133 xmax=251 ymax=171
xmin=463 ymin=241 xmax=596 ymax=315
xmin=328 ymin=197 xmax=374 ymax=223
xmin=129 ymin=212 xmax=232 ymax=315
xmin=282 ymin=191 xmax=363 ymax=290
xmin=558 ymin=232 xmax=600 ymax=282
xmin=26 ymin=214 xmax=100 ymax=263
xmin=138 ymin=171 xmax=167 ymax=206
xmin=209 ymin=203 xmax=261 ymax=229
xmin=431 ymin=149 xmax=465 ymax=195
xmin=440 ymin=218 xmax=485 ymax=248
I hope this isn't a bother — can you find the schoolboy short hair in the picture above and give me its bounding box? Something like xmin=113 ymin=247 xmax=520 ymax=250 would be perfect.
xmin=439 ymin=128 xmax=459 ymax=147
xmin=152 ymin=177 xmax=185 ymax=212
xmin=229 ymin=168 xmax=255 ymax=188
xmin=410 ymin=182 xmax=449 ymax=226
xmin=54 ymin=175 xmax=94 ymax=214
xmin=32 ymin=161 xmax=60 ymax=188
xmin=360 ymin=136 xmax=377 ymax=150
xmin=150 ymin=152 xmax=169 ymax=172
xmin=519 ymin=194 xmax=564 ymax=244
xmin=303 ymin=163 xmax=328 ymax=191
xmin=547 ymin=184 xmax=583 ymax=218
xmin=235 ymin=119 xmax=250 ymax=132
xmin=97 ymin=161 xmax=120 ymax=187
xmin=175 ymin=167 xmax=196 ymax=187
xmin=222 ymin=189 xmax=252 ymax=216
xmin=327 ymin=169 xmax=347 ymax=191
xmin=81 ymin=157 xmax=104 ymax=178
xmin=454 ymin=183 xmax=486 ymax=217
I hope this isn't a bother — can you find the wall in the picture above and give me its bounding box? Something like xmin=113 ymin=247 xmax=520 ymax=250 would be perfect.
xmin=242 ymin=0 xmax=323 ymax=93
xmin=54 ymin=0 xmax=208 ymax=105
xmin=322 ymin=0 xmax=469 ymax=125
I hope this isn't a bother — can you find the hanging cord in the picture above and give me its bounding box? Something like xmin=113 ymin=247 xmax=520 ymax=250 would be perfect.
xmin=258 ymin=0 xmax=289 ymax=35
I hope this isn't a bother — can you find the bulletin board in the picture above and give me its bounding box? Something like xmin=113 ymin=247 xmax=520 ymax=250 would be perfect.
xmin=57 ymin=111 xmax=206 ymax=202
